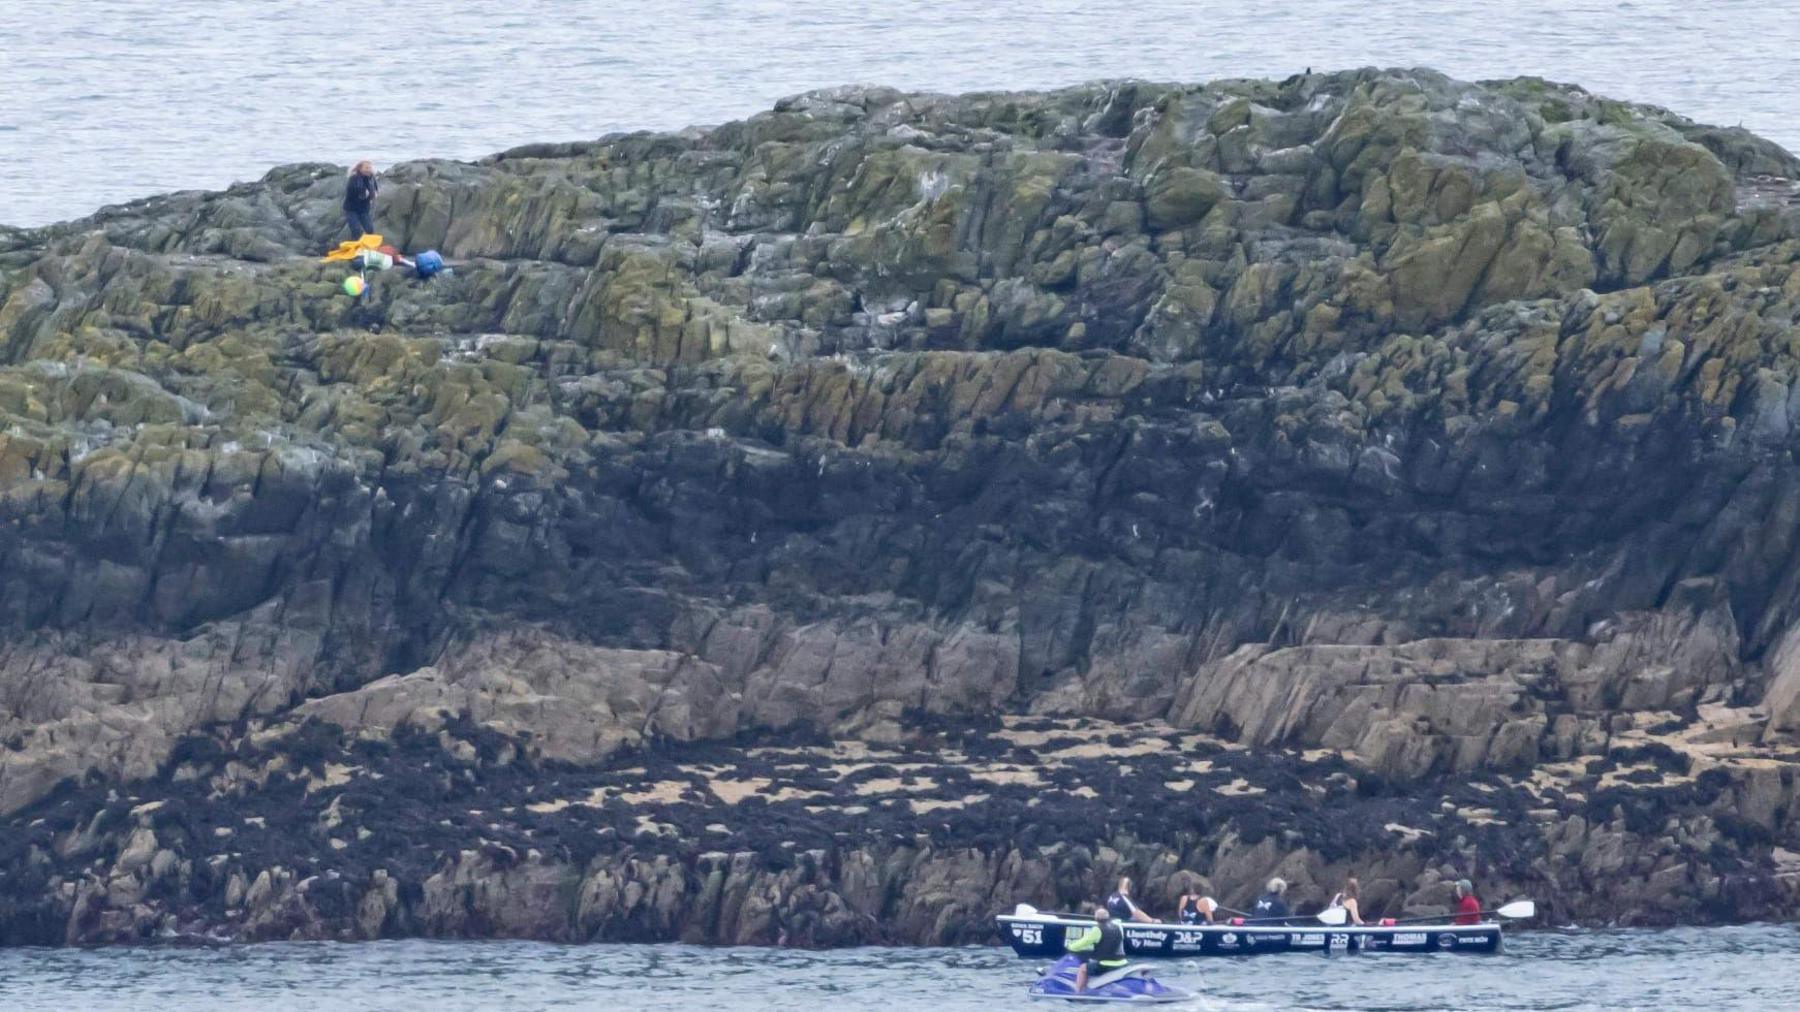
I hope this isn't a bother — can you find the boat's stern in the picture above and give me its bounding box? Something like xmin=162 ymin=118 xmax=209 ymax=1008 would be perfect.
xmin=997 ymin=911 xmax=1071 ymax=958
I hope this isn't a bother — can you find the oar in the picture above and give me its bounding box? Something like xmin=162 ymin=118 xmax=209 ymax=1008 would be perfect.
xmin=1383 ymin=900 xmax=1537 ymax=926
xmin=1213 ymin=904 xmax=1288 ymax=925
xmin=1029 ymin=901 xmax=1364 ymax=928
xmin=1229 ymin=900 xmax=1533 ymax=928
xmin=1214 ymin=903 xmax=1350 ymax=927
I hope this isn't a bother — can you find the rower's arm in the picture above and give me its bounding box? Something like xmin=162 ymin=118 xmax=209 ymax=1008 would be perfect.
xmin=1065 ymin=926 xmax=1099 ymax=953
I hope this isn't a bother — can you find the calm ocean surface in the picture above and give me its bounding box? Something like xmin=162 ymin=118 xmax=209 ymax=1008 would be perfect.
xmin=1 ymin=0 xmax=1797 ymax=227
xmin=1 ymin=927 xmax=1797 ymax=1011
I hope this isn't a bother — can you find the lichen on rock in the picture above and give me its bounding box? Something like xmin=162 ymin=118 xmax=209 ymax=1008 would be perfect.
xmin=3 ymin=68 xmax=1800 ymax=945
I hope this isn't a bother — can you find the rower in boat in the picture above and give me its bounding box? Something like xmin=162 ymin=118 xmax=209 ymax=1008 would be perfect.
xmin=1251 ymin=877 xmax=1291 ymax=923
xmin=1105 ymin=876 xmax=1157 ymax=924
xmin=1176 ymin=890 xmax=1217 ymax=925
xmin=1331 ymin=877 xmax=1366 ymax=925
xmin=1454 ymin=879 xmax=1481 ymax=925
xmin=994 ymin=896 xmax=1531 ymax=960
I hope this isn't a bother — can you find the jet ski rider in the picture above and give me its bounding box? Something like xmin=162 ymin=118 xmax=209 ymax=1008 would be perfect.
xmin=1067 ymin=906 xmax=1129 ymax=993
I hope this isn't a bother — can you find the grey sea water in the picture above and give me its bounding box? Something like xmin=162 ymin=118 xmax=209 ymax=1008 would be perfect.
xmin=1 ymin=927 xmax=1798 ymax=1010
xmin=2 ymin=0 xmax=1797 ymax=227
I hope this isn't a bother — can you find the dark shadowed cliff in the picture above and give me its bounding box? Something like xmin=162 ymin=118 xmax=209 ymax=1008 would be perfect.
xmin=3 ymin=68 xmax=1800 ymax=945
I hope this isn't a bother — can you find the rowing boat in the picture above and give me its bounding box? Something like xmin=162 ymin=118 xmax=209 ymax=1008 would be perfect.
xmin=997 ymin=910 xmax=1505 ymax=958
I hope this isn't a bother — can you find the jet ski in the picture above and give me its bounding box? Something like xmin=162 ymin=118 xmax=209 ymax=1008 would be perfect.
xmin=1027 ymin=954 xmax=1195 ymax=1002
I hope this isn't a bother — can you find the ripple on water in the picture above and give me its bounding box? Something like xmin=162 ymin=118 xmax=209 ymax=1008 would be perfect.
xmin=1 ymin=927 xmax=1799 ymax=1010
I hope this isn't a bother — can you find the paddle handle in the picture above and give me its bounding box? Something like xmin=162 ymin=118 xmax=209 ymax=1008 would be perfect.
xmin=1211 ymin=908 xmax=1322 ymax=926
xmin=1037 ymin=906 xmax=1293 ymax=926
xmin=1160 ymin=903 xmax=1326 ymax=926
xmin=1383 ymin=907 xmax=1526 ymax=926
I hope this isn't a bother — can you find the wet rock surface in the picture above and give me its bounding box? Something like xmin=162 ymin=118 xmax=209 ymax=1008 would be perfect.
xmin=3 ymin=68 xmax=1800 ymax=944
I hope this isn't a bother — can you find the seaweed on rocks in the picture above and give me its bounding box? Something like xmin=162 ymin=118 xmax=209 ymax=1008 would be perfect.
xmin=0 ymin=711 xmax=1791 ymax=942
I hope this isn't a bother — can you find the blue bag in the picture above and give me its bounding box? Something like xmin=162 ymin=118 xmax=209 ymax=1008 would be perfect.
xmin=415 ymin=250 xmax=445 ymax=279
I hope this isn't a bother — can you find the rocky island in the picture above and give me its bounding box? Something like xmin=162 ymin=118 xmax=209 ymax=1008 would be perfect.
xmin=3 ymin=68 xmax=1800 ymax=946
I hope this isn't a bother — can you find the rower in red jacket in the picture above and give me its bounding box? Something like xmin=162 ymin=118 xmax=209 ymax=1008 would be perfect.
xmin=1453 ymin=879 xmax=1481 ymax=924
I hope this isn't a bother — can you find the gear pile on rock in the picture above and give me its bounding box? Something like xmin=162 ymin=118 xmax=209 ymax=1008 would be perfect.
xmin=2 ymin=68 xmax=1800 ymax=945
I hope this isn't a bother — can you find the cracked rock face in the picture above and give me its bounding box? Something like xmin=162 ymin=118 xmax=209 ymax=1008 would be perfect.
xmin=3 ymin=68 xmax=1800 ymax=944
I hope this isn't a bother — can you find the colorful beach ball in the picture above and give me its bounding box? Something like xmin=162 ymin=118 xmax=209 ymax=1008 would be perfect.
xmin=342 ymin=275 xmax=367 ymax=297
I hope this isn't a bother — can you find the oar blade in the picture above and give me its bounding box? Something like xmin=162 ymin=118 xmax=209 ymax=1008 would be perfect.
xmin=1316 ymin=906 xmax=1348 ymax=926
xmin=1495 ymin=899 xmax=1536 ymax=920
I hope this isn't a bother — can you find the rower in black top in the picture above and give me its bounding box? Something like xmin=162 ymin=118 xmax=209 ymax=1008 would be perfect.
xmin=1105 ymin=876 xmax=1156 ymax=923
xmin=1252 ymin=877 xmax=1291 ymax=922
xmin=1177 ymin=892 xmax=1216 ymax=924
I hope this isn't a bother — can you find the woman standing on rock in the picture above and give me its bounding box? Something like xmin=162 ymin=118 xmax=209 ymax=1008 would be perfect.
xmin=344 ymin=161 xmax=378 ymax=239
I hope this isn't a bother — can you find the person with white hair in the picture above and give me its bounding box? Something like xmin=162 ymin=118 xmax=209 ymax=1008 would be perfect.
xmin=1453 ymin=879 xmax=1482 ymax=924
xmin=1252 ymin=877 xmax=1291 ymax=921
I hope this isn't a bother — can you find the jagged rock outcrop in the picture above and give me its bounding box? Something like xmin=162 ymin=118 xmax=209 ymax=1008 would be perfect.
xmin=4 ymin=68 xmax=1800 ymax=944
